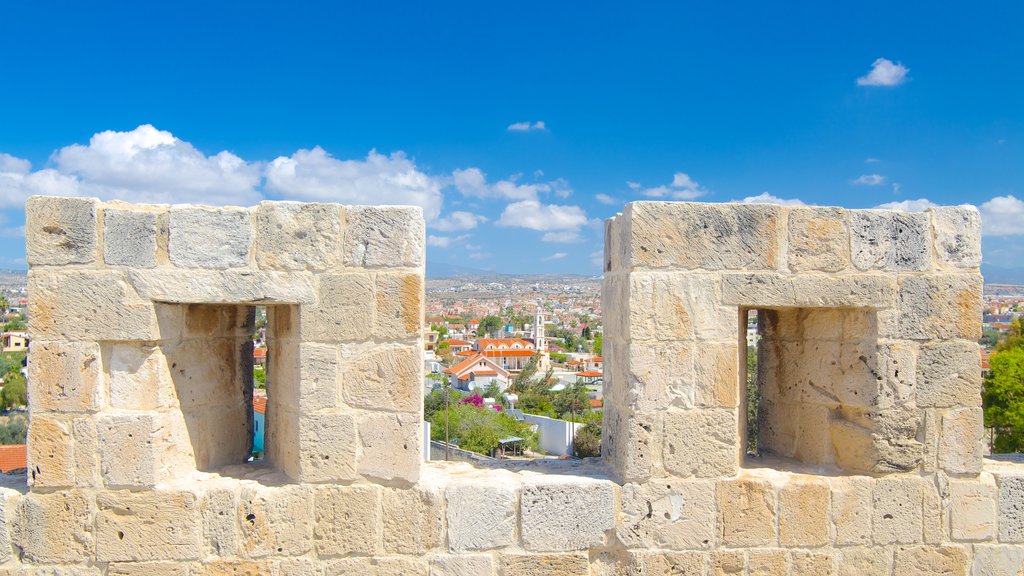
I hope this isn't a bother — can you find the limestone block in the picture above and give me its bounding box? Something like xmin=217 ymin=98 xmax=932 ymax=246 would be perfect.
xmin=498 ymin=553 xmax=589 ymax=576
xmin=27 ymin=414 xmax=75 ymax=488
xmin=884 ymin=274 xmax=983 ymax=340
xmin=779 ymin=478 xmax=830 ymax=547
xmin=72 ymin=416 xmax=100 ymax=488
xmin=265 ymin=404 xmax=300 ymax=480
xmin=716 ymin=478 xmax=776 ymax=547
xmin=30 ymin=567 xmax=104 ymax=576
xmin=192 ymin=560 xmax=273 ymax=576
xmin=663 ymin=409 xmax=738 ymax=478
xmin=711 ymin=550 xmax=745 ymax=575
xmin=601 ymin=273 xmax=628 ymax=337
xmin=343 ymin=205 xmax=424 ymax=268
xmin=837 ymin=548 xmax=892 ymax=576
xmin=98 ymin=414 xmax=157 ymax=488
xmin=625 ymin=201 xmax=779 ymax=270
xmin=357 ymin=412 xmax=421 ymax=482
xmin=28 ymin=270 xmax=158 ymax=341
xmin=20 ymin=490 xmax=95 ymax=563
xmin=788 ymin=206 xmax=851 ymax=272
xmin=104 ymin=207 xmax=159 ymax=267
xmin=917 ymin=340 xmax=982 ymax=408
xmin=129 ymin=269 xmax=316 ymax=304
xmin=237 ymin=485 xmax=314 ymax=557
xmin=276 ymin=559 xmax=317 ymax=576
xmin=939 ymin=407 xmax=984 ymax=474
xmin=850 ymin=210 xmax=931 ymax=272
xmin=694 ymin=342 xmax=739 ymax=408
xmin=617 ymin=480 xmax=715 ymax=550
xmin=625 ymin=340 xmax=695 ymax=411
xmin=872 ymin=477 xmax=923 ymax=545
xmin=202 ymin=488 xmax=240 ymax=557
xmin=720 ymin=272 xmax=896 ymax=308
xmin=105 ymin=344 xmax=173 ymax=410
xmin=323 ymin=558 xmax=429 ymax=576
xmin=168 ymin=206 xmax=251 ymax=268
xmin=108 ymin=563 xmax=190 ymax=576
xmin=831 ymin=410 xmax=922 ymax=475
xmin=300 ymin=272 xmax=375 ymax=342
xmin=95 ymin=490 xmax=202 ymax=562
xmin=603 ymin=409 xmax=662 ymax=483
xmin=627 ymin=551 xmax=707 ymax=576
xmin=997 ymin=474 xmax=1024 ymax=542
xmin=831 ymin=477 xmax=873 ymax=546
xmin=790 ymin=551 xmax=836 ymax=576
xmin=892 ymin=545 xmax=968 ymax=576
xmin=273 ymin=342 xmax=338 ymax=412
xmin=314 ymin=485 xmax=383 ymax=556
xmin=747 ymin=549 xmax=788 ymax=576
xmin=253 ymin=201 xmax=343 ymax=271
xmin=520 ymin=479 xmax=615 ymax=551
xmin=341 ymin=343 xmax=421 ymax=412
xmin=428 ymin=555 xmax=495 ymax=576
xmin=948 ymin=477 xmax=997 ymax=541
xmin=970 ymin=545 xmax=1024 ymax=576
xmin=298 ymin=412 xmax=358 ymax=483
xmin=874 ymin=341 xmax=917 ymax=410
xmin=375 ymin=271 xmax=424 ymax=340
xmin=28 ymin=341 xmax=102 ymax=413
xmin=628 ymin=272 xmax=736 ymax=341
xmin=383 ymin=487 xmax=443 ymax=554
xmin=26 ymin=196 xmax=98 ymax=265
xmin=445 ymin=483 xmax=516 ymax=552
xmin=931 ymin=206 xmax=982 ymax=270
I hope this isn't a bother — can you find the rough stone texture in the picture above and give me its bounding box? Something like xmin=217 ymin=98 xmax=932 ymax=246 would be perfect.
xmin=788 ymin=206 xmax=850 ymax=272
xmin=618 ymin=480 xmax=715 ymax=550
xmin=779 ymin=478 xmax=830 ymax=546
xmin=831 ymin=477 xmax=873 ymax=546
xmin=28 ymin=341 xmax=103 ymax=413
xmin=949 ymin=478 xmax=997 ymax=541
xmin=917 ymin=340 xmax=983 ymax=408
xmin=20 ymin=491 xmax=95 ymax=563
xmin=253 ymin=202 xmax=343 ymax=271
xmin=238 ymin=485 xmax=313 ymax=558
xmin=971 ymin=545 xmax=1024 ymax=576
xmin=663 ymin=409 xmax=737 ymax=478
xmin=893 ymin=545 xmax=969 ymax=576
xmin=97 ymin=414 xmax=156 ymax=487
xmin=837 ymin=548 xmax=892 ymax=576
xmin=314 ymin=485 xmax=382 ymax=556
xmin=357 ymin=412 xmax=421 ymax=482
xmin=873 ymin=477 xmax=924 ymax=545
xmin=168 ymin=206 xmax=252 ymax=269
xmin=850 ymin=210 xmax=931 ymax=272
xmin=26 ymin=196 xmax=98 ymax=265
xmin=939 ymin=408 xmax=984 ymax=474
xmin=95 ymin=490 xmax=202 ymax=561
xmin=28 ymin=270 xmax=158 ymax=341
xmin=446 ymin=483 xmax=516 ymax=552
xmin=499 ymin=553 xmax=589 ymax=576
xmin=520 ymin=480 xmax=615 ymax=551
xmin=27 ymin=414 xmax=75 ymax=487
xmin=429 ymin=555 xmax=494 ymax=576
xmin=104 ymin=208 xmax=159 ymax=267
xmin=932 ymin=206 xmax=982 ymax=270
xmin=998 ymin=474 xmax=1024 ymax=542
xmin=383 ymin=487 xmax=443 ymax=554
xmin=716 ymin=479 xmax=776 ymax=547
xmin=343 ymin=206 xmax=424 ymax=268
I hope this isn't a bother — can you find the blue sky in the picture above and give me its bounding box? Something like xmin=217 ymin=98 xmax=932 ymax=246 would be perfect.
xmin=1 ymin=2 xmax=1023 ymax=274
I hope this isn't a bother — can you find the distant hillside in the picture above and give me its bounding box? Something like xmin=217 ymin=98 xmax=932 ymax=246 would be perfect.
xmin=426 ymin=261 xmax=496 ymax=278
xmin=981 ymin=264 xmax=1024 ymax=285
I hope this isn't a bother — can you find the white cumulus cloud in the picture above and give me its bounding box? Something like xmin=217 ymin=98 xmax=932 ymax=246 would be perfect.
xmin=740 ymin=192 xmax=805 ymax=206
xmin=507 ymin=121 xmax=546 ymax=132
xmin=874 ymin=198 xmax=939 ymax=212
xmin=542 ymin=252 xmax=568 ymax=261
xmin=857 ymin=58 xmax=909 ymax=87
xmin=853 ymin=174 xmax=887 ymax=186
xmin=595 ymin=193 xmax=617 ymax=205
xmin=541 ymin=231 xmax=584 ymax=243
xmin=432 ymin=210 xmax=487 ymax=231
xmin=427 ymin=234 xmax=469 ymax=248
xmin=634 ymin=172 xmax=708 ymax=200
xmin=979 ymin=195 xmax=1024 ymax=236
xmin=266 ymin=146 xmax=443 ymax=220
xmin=452 ymin=167 xmax=569 ymax=201
xmin=496 ymin=199 xmax=589 ymax=231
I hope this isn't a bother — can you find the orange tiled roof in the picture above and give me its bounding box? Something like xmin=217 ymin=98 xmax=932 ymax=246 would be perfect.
xmin=253 ymin=396 xmax=267 ymax=415
xmin=576 ymin=370 xmax=603 ymax=377
xmin=477 ymin=338 xmax=534 ymax=350
xmin=478 ymin=349 xmax=535 ymax=358
xmin=446 ymin=339 xmax=472 ymax=346
xmin=0 ymin=444 xmax=26 ymax=472
xmin=589 ymin=399 xmax=603 ymax=408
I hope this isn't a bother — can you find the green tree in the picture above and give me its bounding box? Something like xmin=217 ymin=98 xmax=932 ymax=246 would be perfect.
xmin=592 ymin=333 xmax=603 ymax=357
xmin=573 ymin=422 xmax=601 ymax=458
xmin=253 ymin=366 xmax=266 ymax=389
xmin=997 ymin=317 xmax=1024 ymax=353
xmin=0 ymin=417 xmax=26 ymax=444
xmin=746 ymin=345 xmax=759 ymax=455
xmin=0 ymin=370 xmax=27 ymax=411
xmin=432 ymin=324 xmax=449 ymax=339
xmin=428 ymin=403 xmax=537 ymax=455
xmin=509 ymin=353 xmax=541 ymax=393
xmin=983 ymin=347 xmax=1024 ymax=452
xmin=554 ymin=380 xmax=590 ymax=422
xmin=477 ymin=315 xmax=502 ymax=337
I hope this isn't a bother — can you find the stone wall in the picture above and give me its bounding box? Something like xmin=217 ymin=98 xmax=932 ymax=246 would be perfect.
xmin=2 ymin=196 xmax=1022 ymax=575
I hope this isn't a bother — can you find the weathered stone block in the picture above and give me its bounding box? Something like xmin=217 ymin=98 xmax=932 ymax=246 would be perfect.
xmin=129 ymin=269 xmax=316 ymax=304
xmin=72 ymin=416 xmax=100 ymax=488
xmin=625 ymin=201 xmax=779 ymax=270
xmin=603 ymin=409 xmax=662 ymax=483
xmin=850 ymin=210 xmax=931 ymax=271
xmin=872 ymin=477 xmax=923 ymax=544
xmin=884 ymin=274 xmax=982 ymax=340
xmin=343 ymin=205 xmax=424 ymax=268
xmin=98 ymin=414 xmax=156 ymax=488
xmin=192 ymin=560 xmax=273 ymax=576
xmin=383 ymin=487 xmax=443 ymax=554
xmin=202 ymin=488 xmax=239 ymax=557
xmin=837 ymin=548 xmax=892 ymax=576
xmin=108 ymin=563 xmax=190 ymax=576
xmin=26 ymin=196 xmax=98 ymax=266
xmin=446 ymin=483 xmax=516 ymax=552
xmin=499 ymin=553 xmax=589 ymax=576
xmin=28 ymin=341 xmax=102 ymax=413
xmin=273 ymin=342 xmax=338 ymax=412
xmin=722 ymin=272 xmax=896 ymax=308
xmin=428 ymin=554 xmax=494 ymax=576
xmin=788 ymin=206 xmax=851 ymax=272
xmin=375 ymin=271 xmax=424 ymax=340
xmin=970 ymin=544 xmax=1024 ymax=576
xmin=747 ymin=549 xmax=788 ymax=576
xmin=314 ymin=485 xmax=382 ymax=556
xmin=917 ymin=340 xmax=982 ymax=408
xmin=790 ymin=550 xmax=836 ymax=576
xmin=998 ymin=474 xmax=1024 ymax=542
xmin=105 ymin=344 xmax=173 ymax=410
xmin=104 ymin=207 xmax=159 ymax=267
xmin=948 ymin=477 xmax=997 ymax=541
xmin=340 ymin=344 xmax=420 ymax=412
xmin=300 ymin=272 xmax=375 ymax=342
xmin=297 ymin=412 xmax=358 ymax=483
xmin=628 ymin=272 xmax=736 ymax=341
xmin=625 ymin=340 xmax=695 ymax=411
xmin=253 ymin=201 xmax=343 ymax=271
xmin=892 ymin=545 xmax=968 ymax=576
xmin=27 ymin=414 xmax=75 ymax=488
xmin=618 ymin=480 xmax=715 ymax=550
xmin=28 ymin=270 xmax=158 ymax=341
xmin=663 ymin=409 xmax=737 ymax=478
xmin=357 ymin=412 xmax=420 ymax=482
xmin=96 ymin=490 xmax=202 ymax=562
xmin=939 ymin=407 xmax=984 ymax=474
xmin=237 ymin=485 xmax=314 ymax=558
xmin=694 ymin=342 xmax=739 ymax=408
xmin=779 ymin=478 xmax=830 ymax=547
xmin=831 ymin=477 xmax=873 ymax=546
xmin=323 ymin=557 xmax=428 ymax=576
xmin=711 ymin=550 xmax=746 ymax=575
xmin=716 ymin=478 xmax=776 ymax=547
xmin=931 ymin=206 xmax=982 ymax=270
xmin=20 ymin=490 xmax=95 ymax=563
xmin=168 ymin=206 xmax=252 ymax=269
xmin=520 ymin=479 xmax=615 ymax=551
